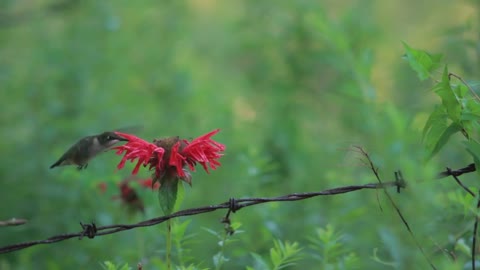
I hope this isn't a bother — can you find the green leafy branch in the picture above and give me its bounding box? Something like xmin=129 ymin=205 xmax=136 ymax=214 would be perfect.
xmin=404 ymin=42 xmax=480 ymax=270
xmin=403 ymin=42 xmax=480 ymax=166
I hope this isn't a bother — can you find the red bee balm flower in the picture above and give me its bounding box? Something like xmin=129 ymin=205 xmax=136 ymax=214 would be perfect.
xmin=113 ymin=132 xmax=165 ymax=175
xmin=113 ymin=129 xmax=225 ymax=185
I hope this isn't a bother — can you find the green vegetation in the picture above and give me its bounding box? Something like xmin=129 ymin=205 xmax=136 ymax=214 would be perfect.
xmin=1 ymin=0 xmax=480 ymax=269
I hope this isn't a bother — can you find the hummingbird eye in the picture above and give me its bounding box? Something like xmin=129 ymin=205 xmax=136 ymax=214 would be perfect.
xmin=107 ymin=136 xmax=113 ymax=140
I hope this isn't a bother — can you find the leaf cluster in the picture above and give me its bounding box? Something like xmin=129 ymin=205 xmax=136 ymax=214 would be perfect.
xmin=404 ymin=43 xmax=480 ymax=167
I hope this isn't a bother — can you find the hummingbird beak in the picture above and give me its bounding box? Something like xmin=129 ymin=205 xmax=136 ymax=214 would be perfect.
xmin=112 ymin=134 xmax=129 ymax=142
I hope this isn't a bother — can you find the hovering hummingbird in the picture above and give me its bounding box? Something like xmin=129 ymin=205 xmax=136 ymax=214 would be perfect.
xmin=50 ymin=131 xmax=129 ymax=170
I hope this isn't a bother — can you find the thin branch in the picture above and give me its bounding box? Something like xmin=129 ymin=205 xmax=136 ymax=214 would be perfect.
xmin=450 ymin=171 xmax=475 ymax=197
xmin=472 ymin=191 xmax=480 ymax=270
xmin=355 ymin=146 xmax=436 ymax=270
xmin=0 ymin=218 xmax=27 ymax=227
xmin=449 ymin=73 xmax=480 ymax=102
xmin=437 ymin=163 xmax=476 ymax=179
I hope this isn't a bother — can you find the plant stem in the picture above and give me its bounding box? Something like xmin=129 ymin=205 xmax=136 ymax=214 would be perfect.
xmin=214 ymin=232 xmax=228 ymax=270
xmin=166 ymin=220 xmax=172 ymax=270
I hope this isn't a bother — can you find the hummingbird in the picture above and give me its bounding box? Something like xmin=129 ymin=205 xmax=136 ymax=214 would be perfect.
xmin=50 ymin=131 xmax=129 ymax=170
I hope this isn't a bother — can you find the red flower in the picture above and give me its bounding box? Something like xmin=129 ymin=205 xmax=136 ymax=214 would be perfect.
xmin=169 ymin=129 xmax=225 ymax=177
xmin=118 ymin=181 xmax=145 ymax=214
xmin=112 ymin=129 xmax=225 ymax=183
xmin=113 ymin=132 xmax=165 ymax=176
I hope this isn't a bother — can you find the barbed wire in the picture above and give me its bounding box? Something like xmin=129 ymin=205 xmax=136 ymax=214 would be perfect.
xmin=0 ymin=179 xmax=403 ymax=254
xmin=0 ymin=162 xmax=476 ymax=262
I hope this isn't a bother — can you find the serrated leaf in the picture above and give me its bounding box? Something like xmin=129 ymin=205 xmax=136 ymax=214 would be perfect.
xmin=403 ymin=42 xmax=443 ymax=81
xmin=432 ymin=66 xmax=461 ymax=122
xmin=158 ymin=176 xmax=179 ymax=215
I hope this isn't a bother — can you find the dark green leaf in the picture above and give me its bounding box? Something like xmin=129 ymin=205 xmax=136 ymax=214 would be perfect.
xmin=422 ymin=105 xmax=447 ymax=146
xmin=461 ymin=99 xmax=480 ymax=121
xmin=158 ymin=176 xmax=179 ymax=215
xmin=455 ymin=83 xmax=469 ymax=99
xmin=432 ymin=66 xmax=461 ymax=122
xmin=429 ymin=122 xmax=462 ymax=160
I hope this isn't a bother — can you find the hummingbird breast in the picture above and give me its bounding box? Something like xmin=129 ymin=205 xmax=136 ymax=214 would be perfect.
xmin=71 ymin=136 xmax=102 ymax=164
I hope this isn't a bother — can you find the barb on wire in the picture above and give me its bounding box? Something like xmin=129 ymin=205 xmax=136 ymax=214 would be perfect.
xmin=438 ymin=163 xmax=476 ymax=178
xmin=354 ymin=146 xmax=436 ymax=270
xmin=0 ymin=160 xmax=477 ymax=267
xmin=0 ymin=179 xmax=403 ymax=255
xmin=79 ymin=222 xmax=97 ymax=240
xmin=437 ymin=162 xmax=479 ymax=270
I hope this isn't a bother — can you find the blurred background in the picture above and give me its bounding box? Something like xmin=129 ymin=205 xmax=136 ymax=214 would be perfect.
xmin=1 ymin=0 xmax=480 ymax=269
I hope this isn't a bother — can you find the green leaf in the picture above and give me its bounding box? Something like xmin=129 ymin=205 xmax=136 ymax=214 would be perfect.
xmin=464 ymin=140 xmax=480 ymax=176
xmin=461 ymin=98 xmax=480 ymax=121
xmin=213 ymin=251 xmax=229 ymax=268
xmin=403 ymin=42 xmax=443 ymax=81
xmin=250 ymin=253 xmax=270 ymax=270
xmin=270 ymin=240 xmax=303 ymax=270
xmin=454 ymin=238 xmax=471 ymax=257
xmin=455 ymin=83 xmax=469 ymax=99
xmin=270 ymin=242 xmax=282 ymax=266
xmin=158 ymin=176 xmax=179 ymax=215
xmin=101 ymin=262 xmax=131 ymax=270
xmin=423 ymin=106 xmax=447 ymax=141
xmin=425 ymin=122 xmax=462 ymax=161
xmin=422 ymin=106 xmax=451 ymax=160
xmin=119 ymin=264 xmax=131 ymax=270
xmin=432 ymin=66 xmax=461 ymax=122
xmin=175 ymin=180 xmax=185 ymax=212
xmin=102 ymin=261 xmax=116 ymax=270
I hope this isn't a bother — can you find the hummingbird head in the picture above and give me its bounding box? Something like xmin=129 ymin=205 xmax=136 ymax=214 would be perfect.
xmin=98 ymin=131 xmax=129 ymax=148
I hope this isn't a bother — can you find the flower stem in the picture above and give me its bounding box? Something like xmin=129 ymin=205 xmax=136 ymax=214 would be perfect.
xmin=166 ymin=219 xmax=172 ymax=270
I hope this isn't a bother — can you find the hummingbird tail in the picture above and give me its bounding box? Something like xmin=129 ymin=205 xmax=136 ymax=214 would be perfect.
xmin=50 ymin=160 xmax=61 ymax=169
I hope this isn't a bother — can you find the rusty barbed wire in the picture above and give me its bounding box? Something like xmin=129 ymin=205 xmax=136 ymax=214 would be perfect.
xmin=0 ymin=179 xmax=404 ymax=254
xmin=0 ymin=163 xmax=475 ymax=257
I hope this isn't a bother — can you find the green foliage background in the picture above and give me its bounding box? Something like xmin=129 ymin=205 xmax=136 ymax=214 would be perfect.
xmin=1 ymin=0 xmax=480 ymax=269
